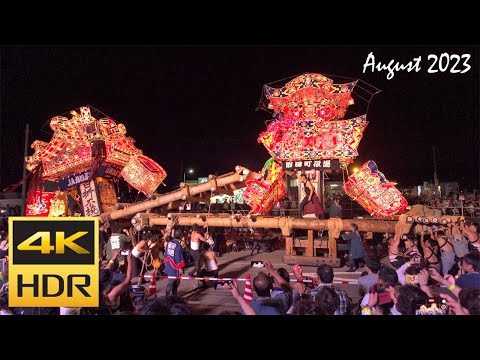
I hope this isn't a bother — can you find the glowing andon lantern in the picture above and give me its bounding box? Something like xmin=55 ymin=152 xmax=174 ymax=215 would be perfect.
xmin=121 ymin=155 xmax=167 ymax=195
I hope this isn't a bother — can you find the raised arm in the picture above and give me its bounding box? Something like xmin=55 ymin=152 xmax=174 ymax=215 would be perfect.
xmin=106 ymin=252 xmax=133 ymax=304
xmin=264 ymin=260 xmax=292 ymax=292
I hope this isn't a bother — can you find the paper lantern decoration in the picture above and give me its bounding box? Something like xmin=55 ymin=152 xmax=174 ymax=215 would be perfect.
xmin=258 ymin=115 xmax=367 ymax=164
xmin=258 ymin=73 xmax=367 ymax=164
xmin=25 ymin=106 xmax=146 ymax=180
xmin=343 ymin=160 xmax=408 ymax=218
xmin=121 ymin=155 xmax=167 ymax=195
xmin=25 ymin=191 xmax=56 ymax=217
xmin=96 ymin=177 xmax=118 ymax=213
xmin=244 ymin=158 xmax=287 ymax=215
xmin=264 ymin=73 xmax=356 ymax=122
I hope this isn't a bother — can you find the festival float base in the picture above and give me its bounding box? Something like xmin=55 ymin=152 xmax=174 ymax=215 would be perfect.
xmin=124 ymin=210 xmax=461 ymax=268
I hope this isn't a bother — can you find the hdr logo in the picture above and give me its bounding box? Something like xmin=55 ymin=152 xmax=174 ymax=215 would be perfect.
xmin=8 ymin=217 xmax=99 ymax=308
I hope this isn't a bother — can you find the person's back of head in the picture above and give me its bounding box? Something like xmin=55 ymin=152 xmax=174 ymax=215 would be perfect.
xmin=378 ymin=266 xmax=398 ymax=287
xmin=110 ymin=221 xmax=120 ymax=234
xmin=139 ymin=296 xmax=191 ymax=315
xmin=191 ymin=224 xmax=199 ymax=232
xmin=291 ymin=299 xmax=326 ymax=315
xmin=174 ymin=229 xmax=183 ymax=240
xmin=313 ymin=286 xmax=340 ymax=315
xmin=317 ymin=264 xmax=334 ymax=284
xmin=459 ymin=288 xmax=480 ymax=315
xmin=276 ymin=268 xmax=290 ymax=284
xmin=365 ymin=259 xmax=381 ymax=274
xmin=397 ymin=285 xmax=429 ymax=315
xmin=351 ymin=223 xmax=358 ymax=231
xmin=202 ymin=242 xmax=210 ymax=252
xmin=253 ymin=272 xmax=273 ymax=297
xmin=462 ymin=253 xmax=480 ymax=272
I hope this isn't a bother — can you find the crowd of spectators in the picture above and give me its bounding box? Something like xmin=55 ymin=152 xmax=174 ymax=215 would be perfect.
xmin=407 ymin=192 xmax=480 ymax=217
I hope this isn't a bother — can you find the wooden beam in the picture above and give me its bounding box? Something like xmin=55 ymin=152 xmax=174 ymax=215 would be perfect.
xmin=306 ymin=229 xmax=314 ymax=257
xmin=285 ymin=236 xmax=293 ymax=256
xmin=99 ymin=166 xmax=253 ymax=222
xmin=328 ymin=231 xmax=337 ymax=259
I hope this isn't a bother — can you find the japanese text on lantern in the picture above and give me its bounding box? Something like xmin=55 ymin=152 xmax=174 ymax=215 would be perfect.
xmin=79 ymin=180 xmax=101 ymax=216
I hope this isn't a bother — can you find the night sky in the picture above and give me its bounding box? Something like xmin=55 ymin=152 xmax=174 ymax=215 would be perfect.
xmin=1 ymin=46 xmax=479 ymax=191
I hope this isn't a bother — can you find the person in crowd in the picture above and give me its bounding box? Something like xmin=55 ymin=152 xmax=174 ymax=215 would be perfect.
xmin=460 ymin=219 xmax=480 ymax=254
xmin=388 ymin=231 xmax=408 ymax=269
xmin=395 ymin=284 xmax=430 ymax=315
xmin=310 ymin=264 xmax=352 ymax=315
xmin=310 ymin=286 xmax=340 ymax=315
xmin=264 ymin=260 xmax=292 ymax=314
xmin=102 ymin=252 xmax=133 ymax=314
xmin=188 ymin=224 xmax=206 ymax=277
xmin=245 ymin=272 xmax=282 ymax=315
xmin=429 ymin=227 xmax=455 ymax=275
xmin=163 ymin=229 xmax=186 ymax=296
xmin=230 ymin=279 xmax=256 ymax=315
xmin=105 ymin=221 xmax=131 ymax=266
xmin=291 ymin=263 xmax=315 ymax=297
xmin=448 ymin=222 xmax=469 ymax=260
xmin=342 ymin=223 xmax=367 ymax=272
xmin=290 ymin=299 xmax=327 ymax=315
xmin=139 ymin=296 xmax=191 ymax=315
xmin=403 ymin=234 xmax=420 ymax=256
xmin=419 ymin=230 xmax=441 ymax=272
xmin=440 ymin=288 xmax=480 ymax=315
xmin=455 ymin=253 xmax=480 ymax=290
xmin=197 ymin=242 xmax=219 ymax=289
xmin=328 ymin=197 xmax=342 ymax=219
xmin=428 ymin=267 xmax=461 ymax=297
xmin=358 ymin=258 xmax=381 ymax=297
xmin=360 ymin=266 xmax=399 ymax=315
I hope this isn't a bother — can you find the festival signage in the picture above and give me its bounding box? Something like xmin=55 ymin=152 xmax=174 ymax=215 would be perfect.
xmin=79 ymin=180 xmax=101 ymax=216
xmin=282 ymin=159 xmax=340 ymax=171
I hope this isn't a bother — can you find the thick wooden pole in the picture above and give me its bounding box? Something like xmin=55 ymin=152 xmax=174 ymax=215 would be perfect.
xmin=146 ymin=214 xmax=398 ymax=234
xmin=99 ymin=166 xmax=252 ymax=222
xmin=145 ymin=213 xmax=463 ymax=235
xmin=306 ymin=229 xmax=314 ymax=257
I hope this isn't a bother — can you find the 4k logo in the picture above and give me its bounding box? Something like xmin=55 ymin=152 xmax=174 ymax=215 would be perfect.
xmin=9 ymin=217 xmax=99 ymax=308
xmin=17 ymin=231 xmax=90 ymax=254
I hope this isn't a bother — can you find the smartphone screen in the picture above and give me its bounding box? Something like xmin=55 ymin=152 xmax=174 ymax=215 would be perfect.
xmin=214 ymin=281 xmax=232 ymax=290
xmin=251 ymin=261 xmax=265 ymax=268
xmin=415 ymin=298 xmax=447 ymax=315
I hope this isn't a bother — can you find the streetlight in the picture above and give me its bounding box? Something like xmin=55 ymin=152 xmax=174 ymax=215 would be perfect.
xmin=183 ymin=168 xmax=194 ymax=183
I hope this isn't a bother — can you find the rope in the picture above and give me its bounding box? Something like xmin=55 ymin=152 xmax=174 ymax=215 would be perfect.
xmin=141 ymin=274 xmax=358 ymax=285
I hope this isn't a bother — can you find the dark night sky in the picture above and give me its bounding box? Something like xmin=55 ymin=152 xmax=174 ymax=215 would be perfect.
xmin=1 ymin=46 xmax=479 ymax=191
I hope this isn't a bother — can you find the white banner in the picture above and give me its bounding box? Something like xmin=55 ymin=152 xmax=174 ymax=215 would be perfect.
xmin=79 ymin=180 xmax=101 ymax=216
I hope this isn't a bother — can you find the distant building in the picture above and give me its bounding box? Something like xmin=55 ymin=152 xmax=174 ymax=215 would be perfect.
xmin=400 ymin=181 xmax=459 ymax=197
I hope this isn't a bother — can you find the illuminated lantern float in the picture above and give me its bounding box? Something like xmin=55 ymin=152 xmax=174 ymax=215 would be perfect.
xmin=258 ymin=73 xmax=365 ymax=164
xmin=343 ymin=161 xmax=408 ymax=218
xmin=256 ymin=73 xmax=406 ymax=218
xmin=24 ymin=106 xmax=166 ymax=216
xmin=244 ymin=158 xmax=287 ymax=215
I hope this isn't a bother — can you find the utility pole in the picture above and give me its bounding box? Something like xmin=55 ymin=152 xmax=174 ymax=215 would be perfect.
xmin=21 ymin=123 xmax=29 ymax=215
xmin=432 ymin=146 xmax=440 ymax=196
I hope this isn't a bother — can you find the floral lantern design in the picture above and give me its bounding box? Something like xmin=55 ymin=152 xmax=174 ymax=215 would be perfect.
xmin=258 ymin=73 xmax=367 ymax=165
xmin=244 ymin=158 xmax=287 ymax=215
xmin=121 ymin=155 xmax=167 ymax=195
xmin=343 ymin=160 xmax=408 ymax=218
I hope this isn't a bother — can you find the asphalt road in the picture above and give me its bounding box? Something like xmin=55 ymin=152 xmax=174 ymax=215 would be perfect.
xmin=147 ymin=248 xmax=363 ymax=315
